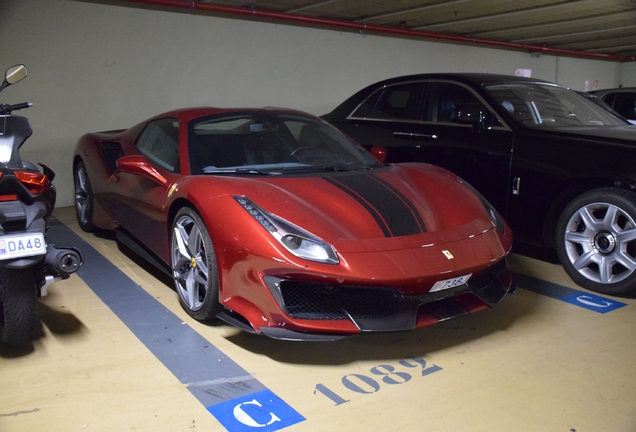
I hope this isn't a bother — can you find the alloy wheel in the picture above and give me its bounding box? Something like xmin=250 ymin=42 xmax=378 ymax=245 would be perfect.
xmin=74 ymin=162 xmax=95 ymax=232
xmin=562 ymin=201 xmax=636 ymax=285
xmin=75 ymin=166 xmax=90 ymax=225
xmin=171 ymin=213 xmax=210 ymax=312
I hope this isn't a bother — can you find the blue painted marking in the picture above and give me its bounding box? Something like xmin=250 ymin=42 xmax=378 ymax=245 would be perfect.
xmin=561 ymin=293 xmax=627 ymax=313
xmin=47 ymin=217 xmax=305 ymax=430
xmin=207 ymin=389 xmax=306 ymax=432
xmin=513 ymin=272 xmax=627 ymax=313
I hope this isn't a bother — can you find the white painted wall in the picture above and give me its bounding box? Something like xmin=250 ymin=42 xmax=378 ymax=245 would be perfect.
xmin=620 ymin=62 xmax=636 ymax=87
xmin=0 ymin=0 xmax=631 ymax=206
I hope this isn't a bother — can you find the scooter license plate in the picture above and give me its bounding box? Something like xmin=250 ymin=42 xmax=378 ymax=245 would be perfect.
xmin=0 ymin=232 xmax=46 ymax=260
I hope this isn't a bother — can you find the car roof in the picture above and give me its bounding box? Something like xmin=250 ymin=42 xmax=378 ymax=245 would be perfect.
xmin=365 ymin=72 xmax=557 ymax=88
xmin=150 ymin=106 xmax=314 ymax=123
xmin=322 ymin=73 xmax=564 ymax=120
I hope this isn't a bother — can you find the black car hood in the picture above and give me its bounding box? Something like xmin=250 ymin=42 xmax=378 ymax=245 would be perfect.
xmin=534 ymin=125 xmax=636 ymax=143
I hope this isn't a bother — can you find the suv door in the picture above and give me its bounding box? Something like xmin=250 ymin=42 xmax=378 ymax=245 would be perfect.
xmin=330 ymin=79 xmax=514 ymax=218
xmin=410 ymin=80 xmax=514 ymax=216
xmin=334 ymin=81 xmax=428 ymax=162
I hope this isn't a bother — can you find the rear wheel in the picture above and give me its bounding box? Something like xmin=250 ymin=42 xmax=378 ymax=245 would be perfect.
xmin=74 ymin=161 xmax=96 ymax=232
xmin=556 ymin=188 xmax=636 ymax=296
xmin=0 ymin=268 xmax=37 ymax=346
xmin=170 ymin=208 xmax=221 ymax=321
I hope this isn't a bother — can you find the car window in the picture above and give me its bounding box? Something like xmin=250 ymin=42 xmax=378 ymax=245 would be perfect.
xmin=612 ymin=93 xmax=636 ymax=121
xmin=424 ymin=82 xmax=498 ymax=125
xmin=135 ymin=118 xmax=180 ymax=172
xmin=188 ymin=113 xmax=382 ymax=174
xmin=193 ymin=117 xmax=252 ymax=133
xmin=353 ymin=83 xmax=424 ymax=121
xmin=599 ymin=93 xmax=616 ymax=109
xmin=282 ymin=118 xmax=369 ymax=161
xmin=487 ymin=83 xmax=626 ymax=128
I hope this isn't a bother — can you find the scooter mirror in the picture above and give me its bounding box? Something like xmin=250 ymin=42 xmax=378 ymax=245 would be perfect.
xmin=5 ymin=65 xmax=27 ymax=85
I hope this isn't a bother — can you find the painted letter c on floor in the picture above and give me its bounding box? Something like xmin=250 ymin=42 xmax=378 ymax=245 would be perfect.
xmin=233 ymin=399 xmax=282 ymax=428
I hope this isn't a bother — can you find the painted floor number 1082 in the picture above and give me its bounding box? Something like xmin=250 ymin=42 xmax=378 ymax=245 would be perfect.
xmin=314 ymin=357 xmax=442 ymax=406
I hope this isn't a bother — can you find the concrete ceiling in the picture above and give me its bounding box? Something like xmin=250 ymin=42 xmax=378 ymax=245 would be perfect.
xmin=125 ymin=0 xmax=636 ymax=61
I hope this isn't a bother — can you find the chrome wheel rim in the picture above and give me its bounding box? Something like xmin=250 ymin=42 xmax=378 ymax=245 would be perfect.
xmin=171 ymin=214 xmax=209 ymax=311
xmin=74 ymin=167 xmax=90 ymax=225
xmin=563 ymin=201 xmax=636 ymax=284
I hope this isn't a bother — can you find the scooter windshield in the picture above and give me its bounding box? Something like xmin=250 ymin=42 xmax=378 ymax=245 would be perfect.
xmin=0 ymin=115 xmax=32 ymax=167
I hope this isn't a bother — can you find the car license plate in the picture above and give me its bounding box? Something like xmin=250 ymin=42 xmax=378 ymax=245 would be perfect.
xmin=0 ymin=232 xmax=46 ymax=260
xmin=430 ymin=274 xmax=472 ymax=292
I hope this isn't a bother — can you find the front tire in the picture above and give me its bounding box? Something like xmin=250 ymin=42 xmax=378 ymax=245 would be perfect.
xmin=170 ymin=207 xmax=221 ymax=321
xmin=556 ymin=188 xmax=636 ymax=296
xmin=74 ymin=161 xmax=96 ymax=232
xmin=0 ymin=268 xmax=37 ymax=346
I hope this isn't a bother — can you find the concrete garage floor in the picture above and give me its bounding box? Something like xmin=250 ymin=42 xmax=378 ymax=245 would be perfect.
xmin=1 ymin=207 xmax=635 ymax=432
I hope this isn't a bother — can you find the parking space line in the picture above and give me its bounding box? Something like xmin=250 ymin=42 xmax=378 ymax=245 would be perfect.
xmin=47 ymin=214 xmax=627 ymax=431
xmin=47 ymin=217 xmax=305 ymax=431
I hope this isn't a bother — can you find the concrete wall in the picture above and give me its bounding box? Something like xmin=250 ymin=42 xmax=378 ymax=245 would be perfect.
xmin=620 ymin=62 xmax=636 ymax=86
xmin=0 ymin=0 xmax=630 ymax=206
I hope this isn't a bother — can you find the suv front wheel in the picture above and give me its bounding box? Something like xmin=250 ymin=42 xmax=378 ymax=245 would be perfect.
xmin=556 ymin=187 xmax=636 ymax=296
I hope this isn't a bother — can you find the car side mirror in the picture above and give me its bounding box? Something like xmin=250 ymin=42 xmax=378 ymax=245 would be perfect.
xmin=370 ymin=146 xmax=388 ymax=163
xmin=116 ymin=155 xmax=167 ymax=185
xmin=452 ymin=103 xmax=485 ymax=132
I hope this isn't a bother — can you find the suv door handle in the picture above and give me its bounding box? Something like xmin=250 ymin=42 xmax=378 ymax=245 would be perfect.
xmin=512 ymin=177 xmax=521 ymax=195
xmin=394 ymin=132 xmax=438 ymax=140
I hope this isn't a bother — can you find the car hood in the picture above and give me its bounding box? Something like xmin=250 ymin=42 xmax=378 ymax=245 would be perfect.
xmin=188 ymin=164 xmax=499 ymax=252
xmin=532 ymin=125 xmax=636 ymax=142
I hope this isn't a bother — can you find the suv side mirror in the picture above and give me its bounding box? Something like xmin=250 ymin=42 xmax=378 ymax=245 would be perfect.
xmin=452 ymin=103 xmax=485 ymax=132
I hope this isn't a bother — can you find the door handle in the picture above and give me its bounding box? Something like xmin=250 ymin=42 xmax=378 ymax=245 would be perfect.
xmin=512 ymin=177 xmax=521 ymax=195
xmin=393 ymin=132 xmax=438 ymax=140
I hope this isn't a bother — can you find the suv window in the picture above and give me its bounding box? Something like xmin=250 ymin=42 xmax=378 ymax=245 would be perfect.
xmin=135 ymin=118 xmax=180 ymax=172
xmin=600 ymin=93 xmax=616 ymax=109
xmin=425 ymin=82 xmax=496 ymax=125
xmin=353 ymin=83 xmax=424 ymax=121
xmin=488 ymin=84 xmax=624 ymax=127
xmin=611 ymin=93 xmax=636 ymax=121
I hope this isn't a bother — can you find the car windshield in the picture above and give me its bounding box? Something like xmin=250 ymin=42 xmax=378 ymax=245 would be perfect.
xmin=188 ymin=112 xmax=382 ymax=175
xmin=486 ymin=83 xmax=628 ymax=128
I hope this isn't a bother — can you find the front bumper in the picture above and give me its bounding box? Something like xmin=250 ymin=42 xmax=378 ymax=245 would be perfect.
xmin=250 ymin=258 xmax=513 ymax=341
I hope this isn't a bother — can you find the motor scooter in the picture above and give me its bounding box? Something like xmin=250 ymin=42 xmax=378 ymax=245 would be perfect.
xmin=0 ymin=64 xmax=83 ymax=346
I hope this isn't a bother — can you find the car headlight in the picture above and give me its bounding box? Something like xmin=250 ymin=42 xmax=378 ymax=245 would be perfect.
xmin=484 ymin=202 xmax=505 ymax=234
xmin=233 ymin=196 xmax=339 ymax=264
xmin=458 ymin=178 xmax=506 ymax=234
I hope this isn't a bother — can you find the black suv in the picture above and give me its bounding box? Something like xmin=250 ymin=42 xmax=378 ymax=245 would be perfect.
xmin=323 ymin=73 xmax=636 ymax=296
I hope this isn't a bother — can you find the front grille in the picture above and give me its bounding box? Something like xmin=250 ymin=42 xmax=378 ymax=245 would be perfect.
xmin=467 ymin=259 xmax=507 ymax=291
xmin=279 ymin=281 xmax=399 ymax=320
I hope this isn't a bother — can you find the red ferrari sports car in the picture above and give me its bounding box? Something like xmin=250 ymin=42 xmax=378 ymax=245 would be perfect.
xmin=73 ymin=107 xmax=514 ymax=340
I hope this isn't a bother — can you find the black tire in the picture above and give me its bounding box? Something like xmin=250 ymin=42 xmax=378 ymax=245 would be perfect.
xmin=556 ymin=187 xmax=636 ymax=296
xmin=0 ymin=268 xmax=37 ymax=346
xmin=170 ymin=207 xmax=221 ymax=320
xmin=74 ymin=161 xmax=96 ymax=232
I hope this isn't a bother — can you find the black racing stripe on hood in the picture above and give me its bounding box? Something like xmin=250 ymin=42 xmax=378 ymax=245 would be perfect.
xmin=369 ymin=175 xmax=427 ymax=233
xmin=324 ymin=177 xmax=392 ymax=237
xmin=325 ymin=174 xmax=423 ymax=237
